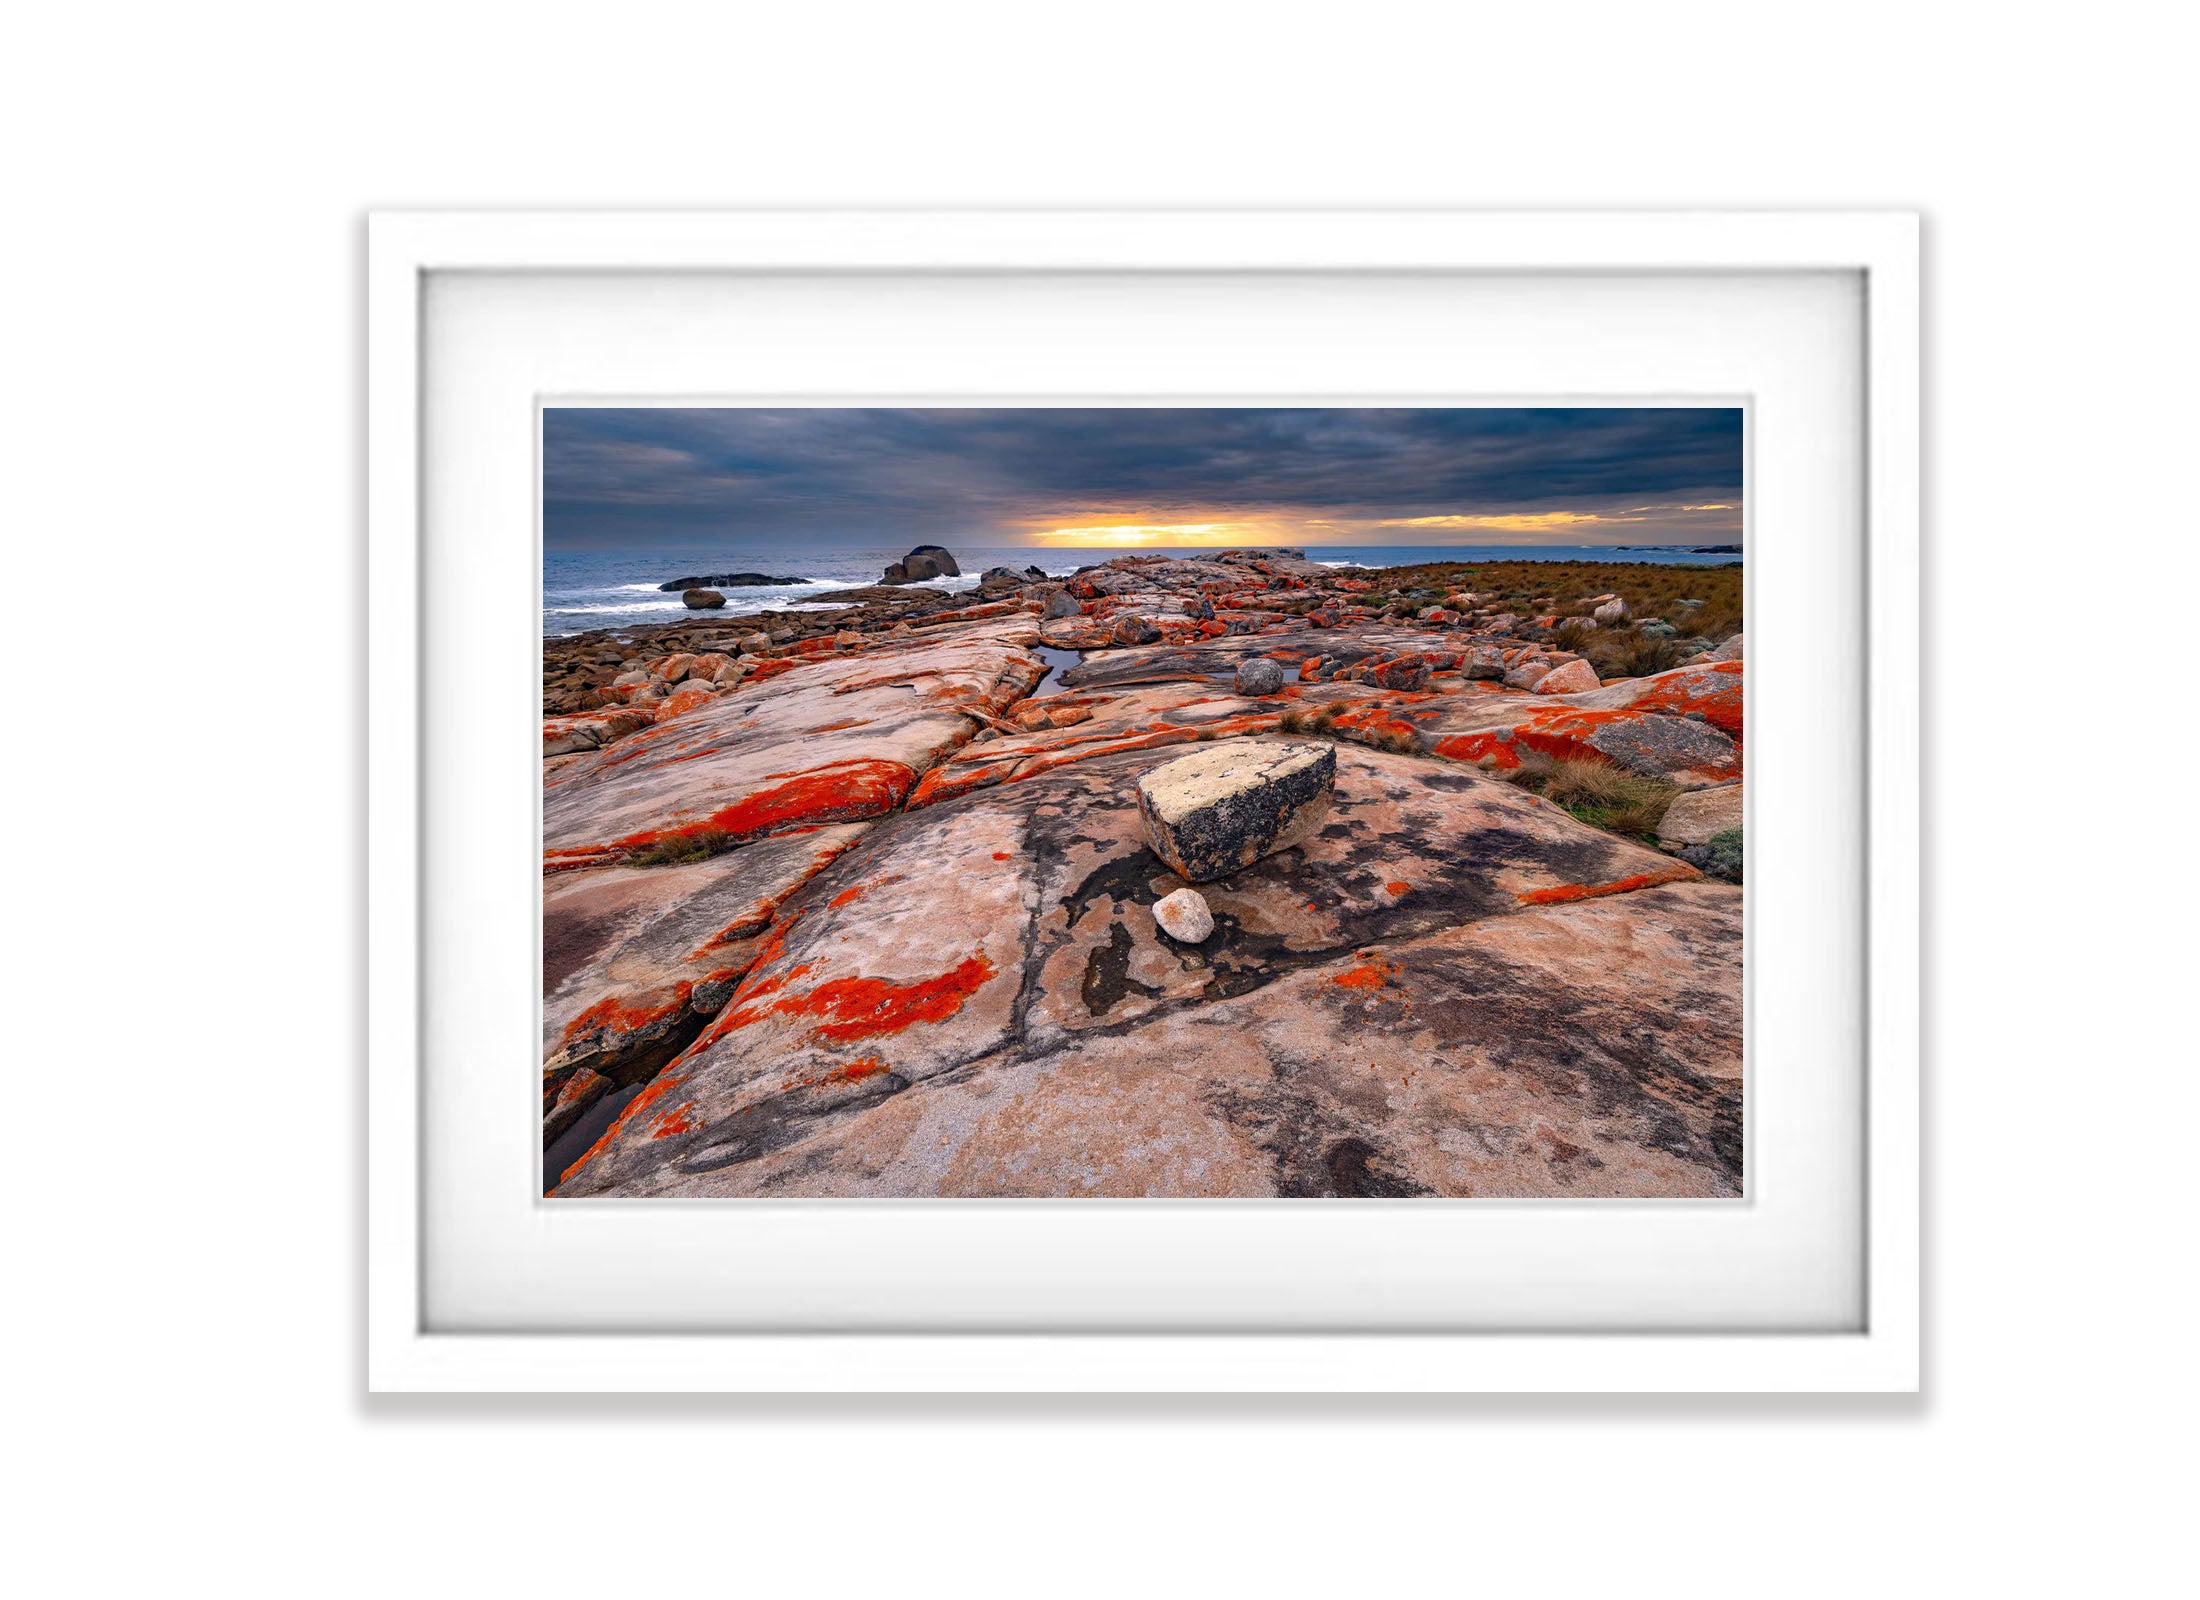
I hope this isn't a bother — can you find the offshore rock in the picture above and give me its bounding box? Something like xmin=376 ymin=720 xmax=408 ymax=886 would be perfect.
xmin=655 ymin=572 xmax=802 ymax=592
xmin=1135 ymin=739 xmax=1337 ymax=885
xmin=1151 ymin=886 xmax=1215 ymax=943
xmin=897 ymin=545 xmax=960 ymax=582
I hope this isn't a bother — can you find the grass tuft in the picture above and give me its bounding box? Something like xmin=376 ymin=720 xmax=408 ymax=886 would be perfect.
xmin=625 ymin=830 xmax=742 ymax=867
xmin=1494 ymin=752 xmax=1680 ymax=840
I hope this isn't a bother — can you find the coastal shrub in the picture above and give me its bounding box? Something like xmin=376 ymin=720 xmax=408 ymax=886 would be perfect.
xmin=1496 ymin=752 xmax=1680 ymax=841
xmin=1373 ymin=558 xmax=1741 ymax=644
xmin=1582 ymin=632 xmax=1688 ymax=680
xmin=1703 ymin=826 xmax=1744 ymax=881
xmin=625 ymin=829 xmax=742 ymax=867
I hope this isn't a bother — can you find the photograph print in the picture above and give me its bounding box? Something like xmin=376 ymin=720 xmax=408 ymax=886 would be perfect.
xmin=539 ymin=407 xmax=1745 ymax=1198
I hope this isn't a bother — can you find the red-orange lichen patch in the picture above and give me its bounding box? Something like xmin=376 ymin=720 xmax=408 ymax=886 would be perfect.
xmin=823 ymin=1054 xmax=891 ymax=1084
xmin=991 ymin=851 xmax=1012 ymax=861
xmin=610 ymin=759 xmax=916 ymax=853
xmin=556 ymin=983 xmax=693 ymax=1049
xmin=647 ymin=1101 xmax=698 ymax=1139
xmin=1385 ymin=881 xmax=1411 ymax=896
xmin=1624 ymin=661 xmax=1745 ymax=738
xmin=1516 ymin=862 xmax=1701 ymax=907
xmin=712 ymin=955 xmax=997 ymax=1048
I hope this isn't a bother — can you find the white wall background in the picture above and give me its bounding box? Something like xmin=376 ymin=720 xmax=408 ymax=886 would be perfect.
xmin=4 ymin=3 xmax=2188 ymax=1594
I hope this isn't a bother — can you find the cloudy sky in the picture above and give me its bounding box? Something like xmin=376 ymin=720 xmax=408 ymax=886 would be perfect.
xmin=544 ymin=407 xmax=1742 ymax=550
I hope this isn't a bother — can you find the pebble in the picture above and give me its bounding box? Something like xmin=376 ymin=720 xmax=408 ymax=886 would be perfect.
xmin=1152 ymin=887 xmax=1215 ymax=943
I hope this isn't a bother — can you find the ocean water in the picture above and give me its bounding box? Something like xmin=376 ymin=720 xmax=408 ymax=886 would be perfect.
xmin=543 ymin=543 xmax=1741 ymax=638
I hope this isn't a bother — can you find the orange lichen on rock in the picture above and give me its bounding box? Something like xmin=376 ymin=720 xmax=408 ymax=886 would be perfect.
xmin=1623 ymin=661 xmax=1745 ymax=738
xmin=712 ymin=955 xmax=998 ymax=1048
xmin=559 ymin=1069 xmax=687 ymax=1186
xmin=823 ymin=1054 xmax=892 ymax=1084
xmin=1385 ymin=881 xmax=1411 ymax=896
xmin=611 ymin=759 xmax=916 ymax=853
xmin=556 ymin=982 xmax=694 ymax=1050
xmin=1516 ymin=862 xmax=1701 ymax=906
xmin=647 ymin=1101 xmax=698 ymax=1139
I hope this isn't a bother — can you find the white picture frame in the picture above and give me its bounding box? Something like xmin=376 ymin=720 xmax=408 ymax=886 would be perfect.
xmin=368 ymin=210 xmax=1918 ymax=1392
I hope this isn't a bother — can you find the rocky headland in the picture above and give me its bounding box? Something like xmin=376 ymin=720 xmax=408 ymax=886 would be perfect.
xmin=540 ymin=547 xmax=1746 ymax=1198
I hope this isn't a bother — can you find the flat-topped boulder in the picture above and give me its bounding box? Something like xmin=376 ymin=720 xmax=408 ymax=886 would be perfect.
xmin=1135 ymin=739 xmax=1337 ymax=884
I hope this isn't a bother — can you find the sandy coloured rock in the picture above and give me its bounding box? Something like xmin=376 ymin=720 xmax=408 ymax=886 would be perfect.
xmin=1533 ymin=658 xmax=1600 ymax=695
xmin=1657 ymin=782 xmax=1746 ymax=846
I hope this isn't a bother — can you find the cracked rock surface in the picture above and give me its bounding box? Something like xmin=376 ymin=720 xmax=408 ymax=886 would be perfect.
xmin=541 ymin=549 xmax=1743 ymax=1197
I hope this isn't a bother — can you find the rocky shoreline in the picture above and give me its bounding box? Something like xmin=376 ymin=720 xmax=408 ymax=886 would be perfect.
xmin=541 ymin=546 xmax=1745 ymax=1197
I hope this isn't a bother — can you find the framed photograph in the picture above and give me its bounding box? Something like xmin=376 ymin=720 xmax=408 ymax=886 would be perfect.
xmin=369 ymin=211 xmax=1917 ymax=1390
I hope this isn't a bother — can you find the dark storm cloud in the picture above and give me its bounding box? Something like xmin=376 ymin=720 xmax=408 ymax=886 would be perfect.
xmin=542 ymin=407 xmax=1741 ymax=546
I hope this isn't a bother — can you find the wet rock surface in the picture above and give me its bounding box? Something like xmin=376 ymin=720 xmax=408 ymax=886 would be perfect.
xmin=540 ymin=548 xmax=1744 ymax=1196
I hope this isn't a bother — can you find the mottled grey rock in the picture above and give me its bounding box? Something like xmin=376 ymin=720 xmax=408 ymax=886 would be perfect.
xmin=1111 ymin=614 xmax=1162 ymax=645
xmin=1461 ymin=645 xmax=1507 ymax=680
xmin=1233 ymin=657 xmax=1287 ymax=696
xmin=1135 ymin=739 xmax=1336 ymax=884
xmin=1585 ymin=714 xmax=1738 ymax=781
xmin=1044 ymin=589 xmax=1084 ymax=619
xmin=1504 ymin=658 xmax=1553 ymax=690
xmin=1593 ymin=597 xmax=1630 ymax=624
xmin=1711 ymin=632 xmax=1744 ymax=661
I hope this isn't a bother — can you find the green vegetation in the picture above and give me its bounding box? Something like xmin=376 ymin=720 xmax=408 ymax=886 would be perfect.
xmin=1702 ymin=826 xmax=1745 ymax=881
xmin=624 ymin=830 xmax=743 ymax=867
xmin=1363 ymin=558 xmax=1743 ymax=645
xmin=1493 ymin=752 xmax=1681 ymax=842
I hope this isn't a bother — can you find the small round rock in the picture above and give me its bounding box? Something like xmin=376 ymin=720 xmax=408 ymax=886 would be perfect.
xmin=1233 ymin=656 xmax=1286 ymax=696
xmin=1152 ymin=887 xmax=1215 ymax=943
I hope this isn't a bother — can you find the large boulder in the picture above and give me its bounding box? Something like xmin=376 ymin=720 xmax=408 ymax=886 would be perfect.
xmin=682 ymin=589 xmax=726 ymax=609
xmin=1134 ymin=739 xmax=1337 ymax=884
xmin=1233 ymin=657 xmax=1287 ymax=696
xmin=1044 ymin=589 xmax=1084 ymax=619
xmin=898 ymin=545 xmax=961 ymax=582
xmin=1657 ymin=782 xmax=1745 ymax=846
xmin=1111 ymin=614 xmax=1162 ymax=645
xmin=1711 ymin=632 xmax=1744 ymax=662
xmin=1593 ymin=597 xmax=1630 ymax=624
